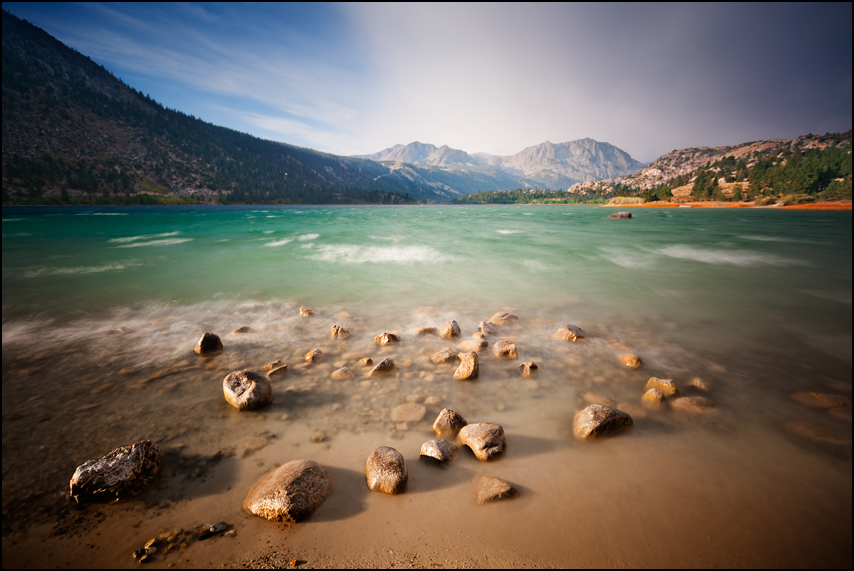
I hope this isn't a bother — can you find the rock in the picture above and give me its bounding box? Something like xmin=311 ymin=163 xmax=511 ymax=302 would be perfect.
xmin=329 ymin=325 xmax=350 ymax=339
xmin=223 ymin=370 xmax=273 ymax=410
xmin=573 ymin=404 xmax=633 ymax=440
xmin=311 ymin=432 xmax=326 ymax=443
xmin=194 ymin=332 xmax=223 ymax=355
xmin=233 ymin=326 xmax=252 ymax=334
xmin=420 ymin=439 xmax=457 ymax=464
xmin=606 ymin=211 xmax=632 ymax=219
xmin=440 ymin=320 xmax=461 ymax=339
xmin=366 ymin=447 xmax=407 ymax=494
xmin=267 ymin=365 xmax=288 ymax=379
xmin=304 ymin=348 xmax=323 ymax=363
xmin=492 ymin=340 xmax=518 ymax=358
xmin=475 ymin=475 xmax=518 ymax=504
xmin=472 ymin=332 xmax=486 ymax=339
xmin=458 ymin=422 xmax=506 ymax=460
xmin=479 ymin=321 xmax=499 ymax=335
xmin=553 ymin=324 xmax=588 ymax=342
xmin=243 ymin=460 xmax=334 ymax=522
xmin=299 ymin=306 xmax=314 ymax=317
xmin=390 ymin=403 xmax=427 ymax=423
xmin=424 ymin=395 xmax=441 ymax=406
xmin=374 ymin=332 xmax=400 ymax=345
xmin=791 ymin=392 xmax=851 ymax=409
xmin=457 ymin=339 xmax=488 ymax=352
xmin=688 ymin=377 xmax=709 ymax=390
xmin=261 ymin=359 xmax=282 ymax=371
xmin=670 ymin=396 xmax=717 ymax=416
xmin=646 ymin=377 xmax=679 ymax=396
xmin=358 ymin=357 xmax=373 ymax=367
xmin=69 ymin=440 xmax=161 ymax=503
xmin=518 ymin=361 xmax=538 ymax=377
xmin=583 ymin=391 xmax=616 ymax=408
xmin=433 ymin=409 xmax=468 ymax=439
xmin=414 ymin=327 xmax=438 ymax=336
xmin=454 ymin=351 xmax=479 ymax=380
xmin=331 ymin=367 xmax=354 ymax=380
xmin=784 ymin=421 xmax=847 ymax=444
xmin=641 ymin=387 xmax=665 ymax=409
xmin=490 ymin=312 xmax=519 ymax=325
xmin=620 ymin=354 xmax=642 ymax=369
xmin=431 ymin=348 xmax=457 ymax=363
xmin=369 ymin=358 xmax=395 ymax=377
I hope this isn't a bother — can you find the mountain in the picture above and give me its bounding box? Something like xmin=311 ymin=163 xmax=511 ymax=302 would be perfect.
xmin=357 ymin=142 xmax=482 ymax=168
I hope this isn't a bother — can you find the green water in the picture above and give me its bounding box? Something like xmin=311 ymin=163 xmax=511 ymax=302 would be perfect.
xmin=2 ymin=205 xmax=851 ymax=568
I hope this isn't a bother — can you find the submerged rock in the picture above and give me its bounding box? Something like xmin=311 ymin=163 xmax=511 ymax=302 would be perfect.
xmin=390 ymin=403 xmax=427 ymax=423
xmin=261 ymin=359 xmax=282 ymax=371
xmin=479 ymin=321 xmax=499 ymax=335
xmin=330 ymin=367 xmax=354 ymax=380
xmin=414 ymin=327 xmax=438 ymax=336
xmin=369 ymin=358 xmax=396 ymax=377
xmin=646 ymin=377 xmax=679 ymax=396
xmin=366 ymin=447 xmax=408 ymax=494
xmin=243 ymin=460 xmax=334 ymax=522
xmin=620 ymin=353 xmax=642 ymax=369
xmin=553 ymin=324 xmax=588 ymax=342
xmin=583 ymin=391 xmax=616 ymax=408
xmin=194 ymin=332 xmax=223 ymax=355
xmin=606 ymin=211 xmax=632 ymax=219
xmin=431 ymin=348 xmax=457 ymax=363
xmin=299 ymin=306 xmax=314 ymax=317
xmin=670 ymin=396 xmax=716 ymax=416
xmin=641 ymin=387 xmax=665 ymax=409
xmin=374 ymin=332 xmax=400 ymax=345
xmin=458 ymin=422 xmax=506 ymax=460
xmin=223 ymin=370 xmax=273 ymax=410
xmin=518 ymin=361 xmax=538 ymax=377
xmin=70 ymin=440 xmax=161 ymax=503
xmin=267 ymin=365 xmax=288 ymax=380
xmin=688 ymin=377 xmax=710 ymax=391
xmin=492 ymin=340 xmax=518 ymax=358
xmin=329 ymin=325 xmax=351 ymax=339
xmin=433 ymin=408 xmax=468 ymax=439
xmin=457 ymin=339 xmax=488 ymax=352
xmin=791 ymin=392 xmax=851 ymax=409
xmin=440 ymin=320 xmax=461 ymax=339
xmin=420 ymin=439 xmax=457 ymax=464
xmin=454 ymin=351 xmax=479 ymax=380
xmin=358 ymin=357 xmax=373 ymax=367
xmin=490 ymin=312 xmax=519 ymax=325
xmin=475 ymin=475 xmax=518 ymax=504
xmin=784 ymin=421 xmax=848 ymax=444
xmin=233 ymin=326 xmax=252 ymax=334
xmin=573 ymin=404 xmax=633 ymax=440
xmin=304 ymin=348 xmax=323 ymax=363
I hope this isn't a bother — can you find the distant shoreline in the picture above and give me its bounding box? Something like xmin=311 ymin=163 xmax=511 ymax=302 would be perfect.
xmin=604 ymin=201 xmax=852 ymax=211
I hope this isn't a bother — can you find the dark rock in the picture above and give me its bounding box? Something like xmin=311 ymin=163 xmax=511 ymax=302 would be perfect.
xmin=420 ymin=439 xmax=457 ymax=464
xmin=492 ymin=340 xmax=518 ymax=358
xmin=244 ymin=460 xmax=334 ymax=522
xmin=369 ymin=358 xmax=395 ymax=377
xmin=433 ymin=409 xmax=468 ymax=439
xmin=573 ymin=404 xmax=633 ymax=439
xmin=454 ymin=351 xmax=479 ymax=380
xmin=553 ymin=324 xmax=588 ymax=342
xmin=366 ymin=447 xmax=407 ymax=494
xmin=233 ymin=326 xmax=252 ymax=334
xmin=475 ymin=475 xmax=518 ymax=503
xmin=440 ymin=320 xmax=461 ymax=339
xmin=69 ymin=440 xmax=161 ymax=503
xmin=458 ymin=422 xmax=506 ymax=460
xmin=223 ymin=370 xmax=273 ymax=410
xmin=194 ymin=332 xmax=223 ymax=355
xmin=606 ymin=211 xmax=632 ymax=219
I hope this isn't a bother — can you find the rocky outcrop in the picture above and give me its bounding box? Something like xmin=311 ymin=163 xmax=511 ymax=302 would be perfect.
xmin=440 ymin=320 xmax=461 ymax=339
xmin=223 ymin=370 xmax=273 ymax=410
xmin=366 ymin=447 xmax=408 ymax=494
xmin=573 ymin=404 xmax=633 ymax=440
xmin=475 ymin=475 xmax=518 ymax=504
xmin=492 ymin=340 xmax=518 ymax=358
xmin=70 ymin=440 xmax=161 ymax=503
xmin=458 ymin=422 xmax=506 ymax=460
xmin=420 ymin=439 xmax=457 ymax=464
xmin=454 ymin=351 xmax=479 ymax=380
xmin=369 ymin=358 xmax=395 ymax=377
xmin=243 ymin=460 xmax=334 ymax=522
xmin=194 ymin=332 xmax=223 ymax=355
xmin=433 ymin=409 xmax=468 ymax=439
xmin=553 ymin=324 xmax=588 ymax=342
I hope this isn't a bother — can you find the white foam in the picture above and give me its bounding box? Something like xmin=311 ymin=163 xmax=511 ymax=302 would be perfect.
xmin=520 ymin=260 xmax=548 ymax=271
xmin=109 ymin=231 xmax=180 ymax=244
xmin=23 ymin=263 xmax=134 ymax=278
xmin=309 ymin=245 xmax=454 ymax=265
xmin=2 ymin=218 xmax=25 ymax=222
xmin=659 ymin=245 xmax=806 ymax=267
xmin=263 ymin=230 xmax=274 ymax=234
xmin=264 ymin=238 xmax=294 ymax=247
xmin=497 ymin=230 xmax=523 ymax=234
xmin=599 ymin=247 xmax=655 ymax=269
xmin=740 ymin=235 xmax=798 ymax=243
xmin=297 ymin=233 xmax=320 ymax=241
xmin=115 ymin=238 xmax=193 ymax=248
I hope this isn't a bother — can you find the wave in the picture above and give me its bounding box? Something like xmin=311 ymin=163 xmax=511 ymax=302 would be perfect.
xmin=264 ymin=238 xmax=294 ymax=247
xmin=109 ymin=231 xmax=180 ymax=244
xmin=659 ymin=245 xmax=806 ymax=266
xmin=308 ymin=244 xmax=454 ymax=264
xmin=23 ymin=263 xmax=134 ymax=278
xmin=115 ymin=238 xmax=193 ymax=248
xmin=496 ymin=230 xmax=523 ymax=234
xmin=75 ymin=212 xmax=127 ymax=216
xmin=599 ymin=247 xmax=655 ymax=269
xmin=2 ymin=218 xmax=25 ymax=222
xmin=740 ymin=235 xmax=799 ymax=243
xmin=297 ymin=233 xmax=320 ymax=241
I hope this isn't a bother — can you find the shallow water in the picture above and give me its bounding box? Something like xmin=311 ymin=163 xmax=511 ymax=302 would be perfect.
xmin=2 ymin=205 xmax=851 ymax=568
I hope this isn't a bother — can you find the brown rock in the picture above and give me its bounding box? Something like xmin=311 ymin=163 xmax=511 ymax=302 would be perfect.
xmin=458 ymin=338 xmax=488 ymax=352
xmin=330 ymin=367 xmax=354 ymax=380
xmin=479 ymin=321 xmax=499 ymax=335
xmin=420 ymin=439 xmax=457 ymax=464
xmin=518 ymin=361 xmax=538 ymax=377
xmin=791 ymin=392 xmax=852 ymax=409
xmin=583 ymin=391 xmax=616 ymax=408
xmin=70 ymin=440 xmax=161 ymax=503
xmin=670 ymin=396 xmax=716 ymax=416
xmin=414 ymin=327 xmax=438 ymax=336
xmin=440 ymin=320 xmax=461 ymax=339
xmin=646 ymin=377 xmax=679 ymax=396
xmin=606 ymin=211 xmax=632 ymax=219
xmin=431 ymin=348 xmax=457 ymax=363
xmin=304 ymin=348 xmax=323 ymax=363
xmin=490 ymin=312 xmax=519 ymax=325
xmin=641 ymin=387 xmax=665 ymax=409
xmin=620 ymin=354 xmax=642 ymax=369
xmin=329 ymin=325 xmax=351 ymax=339
xmin=299 ymin=306 xmax=314 ymax=317
xmin=472 ymin=332 xmax=486 ymax=339
xmin=433 ymin=409 xmax=468 ymax=439
xmin=390 ymin=403 xmax=427 ymax=423
xmin=366 ymin=447 xmax=407 ymax=494
xmin=261 ymin=359 xmax=282 ymax=371
xmin=458 ymin=422 xmax=506 ymax=460
xmin=492 ymin=340 xmax=518 ymax=358
xmin=688 ymin=377 xmax=710 ymax=390
xmin=233 ymin=326 xmax=252 ymax=334
xmin=553 ymin=324 xmax=588 ymax=342
xmin=369 ymin=358 xmax=395 ymax=377
xmin=475 ymin=475 xmax=518 ymax=504
xmin=573 ymin=404 xmax=633 ymax=440
xmin=374 ymin=332 xmax=400 ymax=345
xmin=243 ymin=460 xmax=334 ymax=522
xmin=784 ymin=421 xmax=847 ymax=444
xmin=454 ymin=351 xmax=479 ymax=380
xmin=358 ymin=357 xmax=373 ymax=367
xmin=223 ymin=370 xmax=273 ymax=410
xmin=194 ymin=332 xmax=223 ymax=355
xmin=267 ymin=365 xmax=288 ymax=379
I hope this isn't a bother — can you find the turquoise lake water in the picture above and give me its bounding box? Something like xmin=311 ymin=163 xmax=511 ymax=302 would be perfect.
xmin=2 ymin=205 xmax=851 ymax=567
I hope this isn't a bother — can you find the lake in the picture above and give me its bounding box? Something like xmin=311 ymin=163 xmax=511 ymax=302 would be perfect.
xmin=2 ymin=204 xmax=851 ymax=568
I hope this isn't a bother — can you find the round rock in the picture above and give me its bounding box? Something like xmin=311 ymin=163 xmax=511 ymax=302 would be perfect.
xmin=479 ymin=321 xmax=499 ymax=335
xmin=670 ymin=396 xmax=716 ymax=416
xmin=641 ymin=387 xmax=665 ymax=409
xmin=331 ymin=367 xmax=354 ymax=380
xmin=304 ymin=348 xmax=323 ymax=363
xmin=573 ymin=404 xmax=633 ymax=440
xmin=299 ymin=305 xmax=314 ymax=317
xmin=223 ymin=370 xmax=273 ymax=410
xmin=492 ymin=340 xmax=518 ymax=358
xmin=458 ymin=338 xmax=488 ymax=352
xmin=431 ymin=348 xmax=457 ymax=364
xmin=433 ymin=408 xmax=468 ymax=439
xmin=458 ymin=422 xmax=506 ymax=460
xmin=414 ymin=327 xmax=438 ymax=336
xmin=620 ymin=353 xmax=642 ymax=369
xmin=194 ymin=332 xmax=223 ymax=355
xmin=553 ymin=324 xmax=588 ymax=342
xmin=518 ymin=361 xmax=538 ymax=377
xmin=243 ymin=460 xmax=334 ymax=522
xmin=366 ymin=446 xmax=408 ymax=494
xmin=490 ymin=312 xmax=519 ymax=325
xmin=70 ymin=440 xmax=161 ymax=503
xmin=646 ymin=377 xmax=679 ymax=396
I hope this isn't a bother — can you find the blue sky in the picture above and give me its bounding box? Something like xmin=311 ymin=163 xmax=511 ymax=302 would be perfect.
xmin=3 ymin=2 xmax=851 ymax=162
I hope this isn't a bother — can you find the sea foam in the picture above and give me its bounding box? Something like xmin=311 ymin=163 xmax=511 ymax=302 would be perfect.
xmin=109 ymin=231 xmax=180 ymax=244
xmin=309 ymin=245 xmax=453 ymax=265
xmin=264 ymin=238 xmax=294 ymax=247
xmin=659 ymin=245 xmax=805 ymax=266
xmin=115 ymin=238 xmax=193 ymax=248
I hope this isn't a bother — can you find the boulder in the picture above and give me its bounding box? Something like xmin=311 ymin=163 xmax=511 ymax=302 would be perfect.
xmin=490 ymin=312 xmax=519 ymax=325
xmin=433 ymin=409 xmax=468 ymax=439
xmin=194 ymin=332 xmax=223 ymax=355
xmin=492 ymin=340 xmax=518 ymax=358
xmin=431 ymin=348 xmax=457 ymax=364
xmin=329 ymin=325 xmax=350 ymax=339
xmin=70 ymin=440 xmax=161 ymax=503
xmin=369 ymin=358 xmax=395 ymax=377
xmin=414 ymin=327 xmax=438 ymax=336
xmin=366 ymin=447 xmax=407 ymax=494
xmin=458 ymin=422 xmax=506 ymax=460
xmin=420 ymin=439 xmax=457 ymax=464
xmin=331 ymin=367 xmax=354 ymax=380
xmin=299 ymin=305 xmax=314 ymax=317
xmin=553 ymin=324 xmax=588 ymax=342
xmin=457 ymin=339 xmax=488 ymax=352
xmin=454 ymin=351 xmax=479 ymax=380
xmin=518 ymin=361 xmax=538 ymax=377
xmin=641 ymin=387 xmax=665 ymax=409
xmin=390 ymin=403 xmax=427 ymax=423
xmin=304 ymin=348 xmax=323 ymax=363
xmin=620 ymin=354 xmax=642 ymax=369
xmin=374 ymin=332 xmax=400 ymax=345
xmin=646 ymin=377 xmax=679 ymax=396
xmin=606 ymin=211 xmax=632 ymax=219
xmin=440 ymin=320 xmax=461 ymax=339
xmin=243 ymin=460 xmax=334 ymax=522
xmin=573 ymin=404 xmax=633 ymax=440
xmin=670 ymin=396 xmax=716 ymax=416
xmin=223 ymin=370 xmax=273 ymax=410
xmin=479 ymin=321 xmax=499 ymax=335
xmin=475 ymin=475 xmax=518 ymax=504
